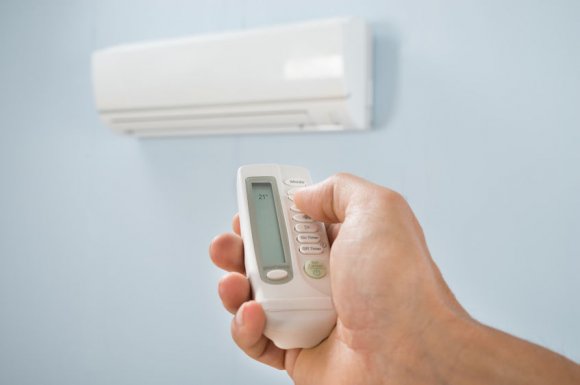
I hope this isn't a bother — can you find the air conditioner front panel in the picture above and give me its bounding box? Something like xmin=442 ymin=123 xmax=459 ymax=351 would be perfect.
xmin=92 ymin=17 xmax=372 ymax=136
xmin=93 ymin=21 xmax=352 ymax=111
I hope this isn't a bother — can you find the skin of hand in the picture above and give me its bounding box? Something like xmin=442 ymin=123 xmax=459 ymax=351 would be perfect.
xmin=209 ymin=173 xmax=580 ymax=385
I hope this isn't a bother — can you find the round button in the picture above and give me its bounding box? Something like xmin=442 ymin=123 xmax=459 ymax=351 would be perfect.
xmin=266 ymin=269 xmax=288 ymax=280
xmin=304 ymin=260 xmax=327 ymax=279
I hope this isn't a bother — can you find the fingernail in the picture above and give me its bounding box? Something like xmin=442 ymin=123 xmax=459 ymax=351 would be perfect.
xmin=235 ymin=306 xmax=245 ymax=327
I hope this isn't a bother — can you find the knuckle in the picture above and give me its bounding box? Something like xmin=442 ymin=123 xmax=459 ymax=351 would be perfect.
xmin=331 ymin=172 xmax=356 ymax=183
xmin=379 ymin=188 xmax=407 ymax=207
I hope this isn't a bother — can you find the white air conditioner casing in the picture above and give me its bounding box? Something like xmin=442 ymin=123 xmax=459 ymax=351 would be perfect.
xmin=91 ymin=17 xmax=372 ymax=137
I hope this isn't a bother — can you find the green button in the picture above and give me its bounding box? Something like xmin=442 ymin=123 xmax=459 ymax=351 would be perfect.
xmin=304 ymin=260 xmax=327 ymax=279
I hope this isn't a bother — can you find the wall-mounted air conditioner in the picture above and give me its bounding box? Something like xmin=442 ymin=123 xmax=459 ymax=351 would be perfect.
xmin=92 ymin=17 xmax=372 ymax=137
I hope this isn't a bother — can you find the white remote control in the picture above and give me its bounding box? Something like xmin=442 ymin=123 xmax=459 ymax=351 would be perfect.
xmin=237 ymin=164 xmax=336 ymax=349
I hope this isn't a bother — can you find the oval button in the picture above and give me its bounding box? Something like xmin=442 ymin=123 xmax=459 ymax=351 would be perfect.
xmin=294 ymin=223 xmax=318 ymax=233
xmin=287 ymin=188 xmax=302 ymax=196
xmin=284 ymin=178 xmax=307 ymax=187
xmin=304 ymin=260 xmax=327 ymax=279
xmin=299 ymin=244 xmax=323 ymax=255
xmin=293 ymin=213 xmax=313 ymax=223
xmin=297 ymin=234 xmax=321 ymax=244
xmin=266 ymin=269 xmax=288 ymax=280
xmin=290 ymin=205 xmax=302 ymax=213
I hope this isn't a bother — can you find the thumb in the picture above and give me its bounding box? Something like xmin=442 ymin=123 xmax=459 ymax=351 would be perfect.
xmin=293 ymin=173 xmax=373 ymax=224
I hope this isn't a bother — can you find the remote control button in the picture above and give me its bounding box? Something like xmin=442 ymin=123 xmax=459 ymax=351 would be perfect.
xmin=304 ymin=260 xmax=327 ymax=279
xmin=290 ymin=205 xmax=302 ymax=213
xmin=284 ymin=178 xmax=307 ymax=187
xmin=266 ymin=269 xmax=288 ymax=280
xmin=287 ymin=188 xmax=302 ymax=202
xmin=287 ymin=188 xmax=302 ymax=196
xmin=294 ymin=223 xmax=318 ymax=233
xmin=297 ymin=234 xmax=321 ymax=243
xmin=293 ymin=213 xmax=313 ymax=223
xmin=299 ymin=244 xmax=323 ymax=254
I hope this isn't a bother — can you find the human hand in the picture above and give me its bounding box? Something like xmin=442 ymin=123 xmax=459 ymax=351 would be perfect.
xmin=209 ymin=173 xmax=580 ymax=385
xmin=209 ymin=173 xmax=470 ymax=384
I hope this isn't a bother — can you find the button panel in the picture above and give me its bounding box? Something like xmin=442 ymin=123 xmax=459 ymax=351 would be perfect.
xmin=304 ymin=260 xmax=327 ymax=279
xmin=284 ymin=175 xmax=329 ymax=285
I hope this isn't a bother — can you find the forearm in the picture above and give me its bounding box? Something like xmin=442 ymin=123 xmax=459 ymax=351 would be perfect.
xmin=433 ymin=317 xmax=580 ymax=385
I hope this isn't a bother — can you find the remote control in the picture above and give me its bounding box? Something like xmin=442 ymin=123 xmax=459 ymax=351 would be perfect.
xmin=236 ymin=164 xmax=336 ymax=349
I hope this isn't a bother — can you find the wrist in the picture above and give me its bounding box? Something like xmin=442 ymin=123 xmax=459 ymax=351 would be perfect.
xmin=366 ymin=302 xmax=480 ymax=385
xmin=422 ymin=309 xmax=484 ymax=385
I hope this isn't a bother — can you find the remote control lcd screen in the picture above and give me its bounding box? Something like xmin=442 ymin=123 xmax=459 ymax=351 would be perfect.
xmin=250 ymin=182 xmax=286 ymax=266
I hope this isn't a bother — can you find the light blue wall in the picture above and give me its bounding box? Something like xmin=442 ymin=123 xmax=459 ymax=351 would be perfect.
xmin=1 ymin=0 xmax=579 ymax=384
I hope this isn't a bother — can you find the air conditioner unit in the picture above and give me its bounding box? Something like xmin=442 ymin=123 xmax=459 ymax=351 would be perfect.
xmin=91 ymin=17 xmax=372 ymax=137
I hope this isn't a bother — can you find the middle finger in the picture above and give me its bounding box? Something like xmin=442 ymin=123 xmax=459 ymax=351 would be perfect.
xmin=209 ymin=233 xmax=245 ymax=274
